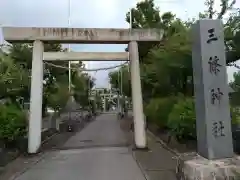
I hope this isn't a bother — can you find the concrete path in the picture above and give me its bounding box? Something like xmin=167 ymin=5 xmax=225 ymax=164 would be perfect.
xmin=134 ymin=131 xmax=177 ymax=180
xmin=14 ymin=114 xmax=146 ymax=180
xmin=63 ymin=113 xmax=129 ymax=149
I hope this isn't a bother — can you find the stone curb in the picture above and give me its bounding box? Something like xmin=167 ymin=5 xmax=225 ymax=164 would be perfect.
xmin=41 ymin=132 xmax=58 ymax=146
xmin=0 ymin=129 xmax=57 ymax=180
xmin=7 ymin=153 xmax=47 ymax=180
xmin=132 ymin=149 xmax=150 ymax=180
xmin=147 ymin=130 xmax=179 ymax=156
xmin=132 ymin=130 xmax=180 ymax=180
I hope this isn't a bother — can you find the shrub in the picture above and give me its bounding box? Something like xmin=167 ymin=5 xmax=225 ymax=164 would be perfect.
xmin=231 ymin=107 xmax=240 ymax=125
xmin=48 ymin=83 xmax=70 ymax=112
xmin=167 ymin=98 xmax=196 ymax=141
xmin=0 ymin=104 xmax=27 ymax=145
xmin=145 ymin=97 xmax=177 ymax=129
xmin=167 ymin=97 xmax=239 ymax=141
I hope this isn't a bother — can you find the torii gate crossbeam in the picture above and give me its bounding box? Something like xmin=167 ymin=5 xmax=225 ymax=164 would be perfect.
xmin=43 ymin=52 xmax=129 ymax=61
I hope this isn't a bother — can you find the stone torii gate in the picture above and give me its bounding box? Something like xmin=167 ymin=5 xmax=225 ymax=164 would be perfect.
xmin=2 ymin=27 xmax=163 ymax=153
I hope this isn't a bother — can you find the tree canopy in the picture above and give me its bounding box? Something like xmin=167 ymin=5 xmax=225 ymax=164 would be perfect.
xmin=109 ymin=0 xmax=240 ymax=103
xmin=0 ymin=43 xmax=95 ymax=114
xmin=107 ymin=0 xmax=240 ymax=141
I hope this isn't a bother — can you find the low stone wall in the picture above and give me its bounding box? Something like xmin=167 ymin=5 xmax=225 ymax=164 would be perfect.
xmin=176 ymin=153 xmax=240 ymax=180
xmin=59 ymin=111 xmax=97 ymax=132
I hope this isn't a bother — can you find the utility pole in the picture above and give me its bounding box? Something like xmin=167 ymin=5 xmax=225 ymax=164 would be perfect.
xmin=67 ymin=0 xmax=72 ymax=122
xmin=68 ymin=0 xmax=71 ymax=94
xmin=117 ymin=70 xmax=120 ymax=113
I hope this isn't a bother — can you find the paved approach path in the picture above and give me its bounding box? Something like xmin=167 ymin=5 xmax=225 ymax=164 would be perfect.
xmin=14 ymin=114 xmax=146 ymax=180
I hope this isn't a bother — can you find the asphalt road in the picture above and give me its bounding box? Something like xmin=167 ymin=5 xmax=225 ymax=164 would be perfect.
xmin=14 ymin=113 xmax=146 ymax=180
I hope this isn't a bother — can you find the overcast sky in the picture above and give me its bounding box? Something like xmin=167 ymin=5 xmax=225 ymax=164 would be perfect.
xmin=0 ymin=0 xmax=239 ymax=87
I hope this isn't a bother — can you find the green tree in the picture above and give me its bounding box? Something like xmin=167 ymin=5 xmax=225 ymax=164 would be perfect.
xmin=0 ymin=51 xmax=30 ymax=104
xmin=47 ymin=82 xmax=70 ymax=112
xmin=72 ymin=72 xmax=95 ymax=109
xmin=95 ymin=92 xmax=103 ymax=110
xmin=111 ymin=0 xmax=240 ymax=102
xmin=5 ymin=43 xmax=70 ymax=115
xmin=109 ymin=65 xmax=131 ymax=97
xmin=125 ymin=0 xmax=176 ymax=61
xmin=225 ymin=10 xmax=240 ymax=64
xmin=229 ymin=71 xmax=240 ymax=106
xmin=198 ymin=0 xmax=239 ymax=63
xmin=203 ymin=0 xmax=236 ymax=19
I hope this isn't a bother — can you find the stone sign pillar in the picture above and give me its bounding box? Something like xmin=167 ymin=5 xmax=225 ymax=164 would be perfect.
xmin=177 ymin=19 xmax=239 ymax=180
xmin=129 ymin=41 xmax=147 ymax=149
xmin=28 ymin=40 xmax=44 ymax=154
xmin=192 ymin=19 xmax=233 ymax=160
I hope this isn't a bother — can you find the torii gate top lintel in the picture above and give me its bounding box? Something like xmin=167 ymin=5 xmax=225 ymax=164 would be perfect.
xmin=2 ymin=27 xmax=164 ymax=44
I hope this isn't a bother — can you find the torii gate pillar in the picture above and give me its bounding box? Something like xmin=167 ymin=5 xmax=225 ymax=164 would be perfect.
xmin=28 ymin=40 xmax=44 ymax=153
xmin=129 ymin=41 xmax=147 ymax=149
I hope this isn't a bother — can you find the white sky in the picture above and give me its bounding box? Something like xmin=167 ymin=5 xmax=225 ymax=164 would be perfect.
xmin=0 ymin=0 xmax=239 ymax=87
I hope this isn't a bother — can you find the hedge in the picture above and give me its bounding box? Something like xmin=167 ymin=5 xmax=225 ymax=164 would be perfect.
xmin=0 ymin=104 xmax=27 ymax=147
xmin=144 ymin=96 xmax=177 ymax=129
xmin=145 ymin=96 xmax=239 ymax=141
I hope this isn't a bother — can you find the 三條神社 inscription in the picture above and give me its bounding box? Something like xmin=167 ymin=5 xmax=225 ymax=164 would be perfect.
xmin=41 ymin=28 xmax=98 ymax=38
xmin=192 ymin=19 xmax=233 ymax=160
xmin=2 ymin=27 xmax=164 ymax=44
